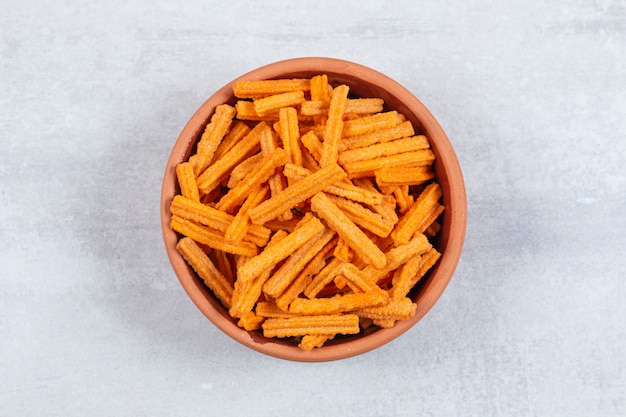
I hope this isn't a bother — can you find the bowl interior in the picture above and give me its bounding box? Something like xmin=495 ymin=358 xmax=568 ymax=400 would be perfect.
xmin=161 ymin=57 xmax=466 ymax=361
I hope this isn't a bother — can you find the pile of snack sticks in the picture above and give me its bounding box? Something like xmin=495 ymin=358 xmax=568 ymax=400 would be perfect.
xmin=170 ymin=75 xmax=444 ymax=350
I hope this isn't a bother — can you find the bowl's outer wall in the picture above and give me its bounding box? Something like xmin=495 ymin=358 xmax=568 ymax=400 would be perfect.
xmin=161 ymin=57 xmax=467 ymax=362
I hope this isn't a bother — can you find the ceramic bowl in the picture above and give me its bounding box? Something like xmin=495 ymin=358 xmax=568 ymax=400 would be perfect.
xmin=161 ymin=57 xmax=466 ymax=361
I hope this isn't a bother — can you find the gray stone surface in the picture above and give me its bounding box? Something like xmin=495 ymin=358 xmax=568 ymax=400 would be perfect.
xmin=1 ymin=1 xmax=625 ymax=415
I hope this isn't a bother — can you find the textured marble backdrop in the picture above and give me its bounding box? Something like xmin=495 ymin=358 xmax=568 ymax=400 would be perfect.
xmin=1 ymin=1 xmax=625 ymax=416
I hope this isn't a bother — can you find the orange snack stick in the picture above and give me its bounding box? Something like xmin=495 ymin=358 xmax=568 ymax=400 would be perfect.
xmin=310 ymin=74 xmax=331 ymax=101
xmin=300 ymin=98 xmax=384 ymax=117
xmin=196 ymin=121 xmax=265 ymax=195
xmin=353 ymin=178 xmax=399 ymax=224
xmin=259 ymin=126 xmax=292 ymax=221
xmin=237 ymin=215 xmax=325 ymax=282
xmin=354 ymin=297 xmax=417 ymax=324
xmin=339 ymin=262 xmax=380 ymax=293
xmin=263 ymin=228 xmax=336 ymax=299
xmin=254 ymin=90 xmax=306 ymax=115
xmin=342 ymin=149 xmax=436 ymax=179
xmin=224 ymin=185 xmax=269 ymax=243
xmin=226 ymin=152 xmax=264 ymax=189
xmin=212 ymin=121 xmax=251 ymax=162
xmin=300 ymin=131 xmax=323 ymax=163
xmin=339 ymin=120 xmax=415 ymax=151
xmin=235 ymin=100 xmax=279 ymax=121
xmin=338 ymin=135 xmax=430 ymax=165
xmin=278 ymin=107 xmax=303 ymax=166
xmin=310 ymin=192 xmax=387 ymax=269
xmin=326 ymin=194 xmax=395 ymax=238
xmin=176 ymin=237 xmax=233 ymax=309
xmin=391 ymin=182 xmax=443 ymax=245
xmin=262 ymin=314 xmax=360 ymax=338
xmin=320 ymin=84 xmax=349 ymax=167
xmin=288 ymin=290 xmax=388 ymax=315
xmin=175 ymin=162 xmax=200 ymax=202
xmin=216 ymin=147 xmax=288 ymax=213
xmin=375 ymin=165 xmax=435 ymax=188
xmin=229 ymin=231 xmax=287 ymax=318
xmin=193 ymin=104 xmax=237 ymax=176
xmin=237 ymin=312 xmax=265 ymax=331
xmin=299 ymin=334 xmax=335 ymax=351
xmin=255 ymin=301 xmax=299 ymax=318
xmin=389 ymin=247 xmax=441 ymax=299
xmin=248 ymin=162 xmax=347 ymax=225
xmin=333 ymin=238 xmax=353 ymax=263
xmin=361 ymin=233 xmax=432 ymax=284
xmin=303 ymin=257 xmax=344 ymax=299
xmin=170 ymin=195 xmax=271 ymax=247
xmin=170 ymin=216 xmax=259 ymax=257
xmin=342 ymin=111 xmax=399 ymax=137
xmin=233 ymin=78 xmax=310 ymax=99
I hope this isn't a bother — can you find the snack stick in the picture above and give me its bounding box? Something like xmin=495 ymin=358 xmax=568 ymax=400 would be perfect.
xmin=216 ymin=147 xmax=288 ymax=213
xmin=303 ymin=257 xmax=344 ymax=298
xmin=310 ymin=74 xmax=331 ymax=101
xmin=170 ymin=195 xmax=271 ymax=247
xmin=196 ymin=121 xmax=266 ymax=194
xmin=237 ymin=312 xmax=265 ymax=331
xmin=278 ymin=107 xmax=303 ymax=166
xmin=175 ymin=162 xmax=200 ymax=201
xmin=255 ymin=301 xmax=300 ymax=318
xmin=354 ymin=297 xmax=417 ymax=321
xmin=227 ymin=152 xmax=264 ymax=189
xmin=229 ymin=230 xmax=286 ymax=318
xmin=416 ymin=204 xmax=445 ymax=236
xmin=225 ymin=185 xmax=269 ymax=243
xmin=248 ymin=163 xmax=347 ymax=225
xmin=361 ymin=233 xmax=432 ymax=284
xmin=274 ymin=235 xmax=337 ymax=311
xmin=212 ymin=121 xmax=251 ymax=162
xmin=326 ymin=194 xmax=395 ymax=238
xmin=288 ymin=290 xmax=388 ymax=315
xmin=425 ymin=221 xmax=441 ymax=238
xmin=170 ymin=216 xmax=259 ymax=257
xmin=343 ymin=150 xmax=436 ymax=179
xmin=339 ymin=262 xmax=380 ymax=294
xmin=233 ymin=78 xmax=311 ymax=99
xmin=300 ymin=98 xmax=384 ymax=116
xmin=176 ymin=237 xmax=233 ymax=309
xmin=391 ymin=183 xmax=443 ymax=245
xmin=310 ymin=192 xmax=387 ymax=269
xmin=389 ymin=247 xmax=441 ymax=299
xmin=301 ymin=146 xmax=321 ymax=172
xmin=262 ymin=314 xmax=361 ymax=338
xmin=254 ymin=90 xmax=306 ymax=115
xmin=342 ymin=111 xmax=398 ymax=137
xmin=263 ymin=227 xmax=336 ymax=299
xmin=259 ymin=126 xmax=292 ymax=221
xmin=393 ymin=185 xmax=414 ymax=214
xmin=237 ymin=215 xmax=325 ymax=282
xmin=374 ymin=165 xmax=435 ymax=187
xmin=320 ymin=84 xmax=349 ymax=167
xmin=338 ymin=135 xmax=430 ymax=165
xmin=338 ymin=120 xmax=415 ymax=151
xmin=299 ymin=334 xmax=335 ymax=351
xmin=300 ymin=130 xmax=322 ymax=162
xmin=194 ymin=104 xmax=237 ymax=173
xmin=235 ymin=100 xmax=280 ymax=121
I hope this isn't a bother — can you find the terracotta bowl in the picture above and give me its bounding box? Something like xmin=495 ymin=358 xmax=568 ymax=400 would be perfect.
xmin=161 ymin=57 xmax=466 ymax=362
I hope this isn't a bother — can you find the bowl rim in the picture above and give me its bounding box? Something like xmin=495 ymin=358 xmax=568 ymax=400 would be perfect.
xmin=161 ymin=57 xmax=467 ymax=362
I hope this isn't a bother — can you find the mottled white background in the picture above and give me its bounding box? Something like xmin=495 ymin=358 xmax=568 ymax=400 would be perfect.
xmin=1 ymin=0 xmax=625 ymax=416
